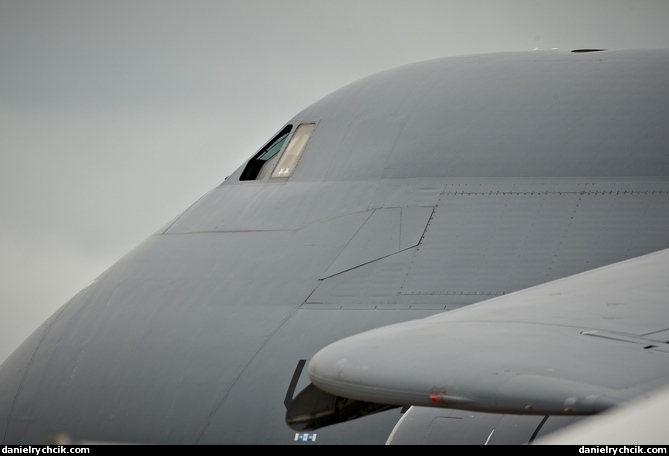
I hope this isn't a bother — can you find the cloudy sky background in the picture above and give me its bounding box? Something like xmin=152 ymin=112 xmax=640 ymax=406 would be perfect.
xmin=2 ymin=0 xmax=669 ymax=364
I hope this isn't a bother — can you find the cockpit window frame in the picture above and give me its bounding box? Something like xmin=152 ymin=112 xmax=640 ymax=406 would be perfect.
xmin=239 ymin=121 xmax=317 ymax=182
xmin=271 ymin=123 xmax=316 ymax=179
xmin=239 ymin=124 xmax=293 ymax=181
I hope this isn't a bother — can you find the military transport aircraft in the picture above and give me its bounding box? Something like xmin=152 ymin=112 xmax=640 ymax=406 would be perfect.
xmin=1 ymin=48 xmax=668 ymax=445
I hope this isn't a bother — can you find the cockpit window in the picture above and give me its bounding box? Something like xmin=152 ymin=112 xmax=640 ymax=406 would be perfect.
xmin=239 ymin=125 xmax=292 ymax=181
xmin=271 ymin=123 xmax=316 ymax=178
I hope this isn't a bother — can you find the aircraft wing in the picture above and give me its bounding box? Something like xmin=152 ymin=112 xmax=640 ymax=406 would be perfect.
xmin=287 ymin=248 xmax=669 ymax=433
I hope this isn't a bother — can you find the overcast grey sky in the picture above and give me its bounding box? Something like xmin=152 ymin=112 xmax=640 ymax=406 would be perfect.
xmin=1 ymin=0 xmax=669 ymax=364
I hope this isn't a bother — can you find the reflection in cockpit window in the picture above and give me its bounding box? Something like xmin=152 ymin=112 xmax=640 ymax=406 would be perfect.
xmin=271 ymin=123 xmax=316 ymax=178
xmin=239 ymin=125 xmax=292 ymax=181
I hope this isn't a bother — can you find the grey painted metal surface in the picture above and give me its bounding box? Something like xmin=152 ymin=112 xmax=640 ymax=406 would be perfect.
xmin=1 ymin=49 xmax=668 ymax=445
xmin=386 ymin=408 xmax=582 ymax=445
xmin=536 ymin=385 xmax=669 ymax=445
xmin=303 ymin=248 xmax=669 ymax=416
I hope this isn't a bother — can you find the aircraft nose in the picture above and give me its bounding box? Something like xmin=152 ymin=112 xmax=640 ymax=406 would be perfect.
xmin=0 ymin=312 xmax=61 ymax=443
xmin=0 ymin=351 xmax=25 ymax=443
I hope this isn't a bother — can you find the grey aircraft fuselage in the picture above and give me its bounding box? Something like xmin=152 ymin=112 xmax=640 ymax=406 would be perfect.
xmin=1 ymin=49 xmax=668 ymax=445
